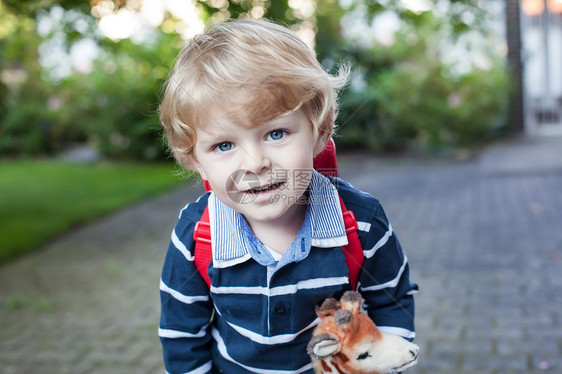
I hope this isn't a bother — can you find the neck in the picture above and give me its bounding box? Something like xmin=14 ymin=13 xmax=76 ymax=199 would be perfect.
xmin=245 ymin=202 xmax=307 ymax=255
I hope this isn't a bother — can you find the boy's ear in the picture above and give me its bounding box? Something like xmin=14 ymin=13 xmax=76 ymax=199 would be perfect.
xmin=188 ymin=155 xmax=208 ymax=181
xmin=313 ymin=131 xmax=331 ymax=157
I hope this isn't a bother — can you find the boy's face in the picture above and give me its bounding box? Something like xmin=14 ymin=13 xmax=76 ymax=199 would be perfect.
xmin=191 ymin=108 xmax=323 ymax=228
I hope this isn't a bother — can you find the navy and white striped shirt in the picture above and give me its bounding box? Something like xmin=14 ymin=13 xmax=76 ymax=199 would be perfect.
xmin=159 ymin=171 xmax=418 ymax=373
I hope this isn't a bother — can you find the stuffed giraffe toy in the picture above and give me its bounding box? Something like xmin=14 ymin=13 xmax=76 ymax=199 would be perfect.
xmin=307 ymin=291 xmax=419 ymax=374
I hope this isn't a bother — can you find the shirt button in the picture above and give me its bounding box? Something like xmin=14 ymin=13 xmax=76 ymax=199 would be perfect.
xmin=274 ymin=304 xmax=286 ymax=315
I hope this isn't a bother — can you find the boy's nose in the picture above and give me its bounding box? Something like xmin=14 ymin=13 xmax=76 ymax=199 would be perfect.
xmin=240 ymin=146 xmax=271 ymax=175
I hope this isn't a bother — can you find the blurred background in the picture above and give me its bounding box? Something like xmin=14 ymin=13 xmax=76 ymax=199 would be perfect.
xmin=1 ymin=1 xmax=561 ymax=373
xmin=1 ymin=0 xmax=515 ymax=162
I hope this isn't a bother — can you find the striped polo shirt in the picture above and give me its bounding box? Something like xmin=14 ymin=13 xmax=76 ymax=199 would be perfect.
xmin=159 ymin=171 xmax=417 ymax=374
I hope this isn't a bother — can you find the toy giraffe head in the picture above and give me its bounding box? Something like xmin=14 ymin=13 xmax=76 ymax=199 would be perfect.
xmin=307 ymin=291 xmax=419 ymax=374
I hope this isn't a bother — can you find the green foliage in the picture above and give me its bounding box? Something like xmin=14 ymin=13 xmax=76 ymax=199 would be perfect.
xmin=0 ymin=3 xmax=182 ymax=160
xmin=55 ymin=30 xmax=183 ymax=161
xmin=0 ymin=80 xmax=7 ymax=121
xmin=0 ymin=5 xmax=55 ymax=155
xmin=367 ymin=62 xmax=509 ymax=153
xmin=0 ymin=97 xmax=58 ymax=155
xmin=2 ymin=0 xmax=91 ymax=18
xmin=196 ymin=0 xmax=296 ymax=24
xmin=328 ymin=1 xmax=510 ymax=154
xmin=0 ymin=160 xmax=187 ymax=262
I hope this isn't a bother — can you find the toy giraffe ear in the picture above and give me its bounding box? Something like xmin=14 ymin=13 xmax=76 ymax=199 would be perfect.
xmin=315 ymin=298 xmax=341 ymax=318
xmin=307 ymin=333 xmax=341 ymax=359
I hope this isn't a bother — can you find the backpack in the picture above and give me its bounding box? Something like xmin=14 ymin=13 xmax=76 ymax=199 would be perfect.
xmin=192 ymin=139 xmax=364 ymax=290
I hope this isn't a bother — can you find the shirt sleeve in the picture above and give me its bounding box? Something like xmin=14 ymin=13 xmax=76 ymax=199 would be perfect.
xmin=159 ymin=200 xmax=215 ymax=374
xmin=358 ymin=202 xmax=418 ymax=341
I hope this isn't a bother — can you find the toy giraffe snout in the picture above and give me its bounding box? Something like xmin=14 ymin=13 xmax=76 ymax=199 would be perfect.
xmin=307 ymin=291 xmax=419 ymax=374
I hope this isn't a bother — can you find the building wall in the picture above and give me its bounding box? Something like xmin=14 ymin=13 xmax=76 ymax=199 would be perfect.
xmin=520 ymin=0 xmax=562 ymax=135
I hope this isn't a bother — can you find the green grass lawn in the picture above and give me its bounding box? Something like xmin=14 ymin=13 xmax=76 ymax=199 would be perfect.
xmin=0 ymin=160 xmax=189 ymax=263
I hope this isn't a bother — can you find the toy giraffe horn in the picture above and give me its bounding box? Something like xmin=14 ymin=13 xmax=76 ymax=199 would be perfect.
xmin=339 ymin=290 xmax=362 ymax=314
xmin=334 ymin=309 xmax=359 ymax=336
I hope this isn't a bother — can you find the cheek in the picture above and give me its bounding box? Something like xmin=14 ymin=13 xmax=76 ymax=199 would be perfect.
xmin=285 ymin=139 xmax=315 ymax=169
xmin=206 ymin=168 xmax=232 ymax=192
xmin=289 ymin=149 xmax=314 ymax=170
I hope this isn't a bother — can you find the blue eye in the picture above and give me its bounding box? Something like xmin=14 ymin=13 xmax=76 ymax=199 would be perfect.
xmin=215 ymin=142 xmax=233 ymax=152
xmin=268 ymin=130 xmax=286 ymax=141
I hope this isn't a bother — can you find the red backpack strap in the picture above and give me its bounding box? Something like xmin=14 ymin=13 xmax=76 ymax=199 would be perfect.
xmin=339 ymin=196 xmax=364 ymax=291
xmin=313 ymin=138 xmax=338 ymax=177
xmin=193 ymin=206 xmax=212 ymax=288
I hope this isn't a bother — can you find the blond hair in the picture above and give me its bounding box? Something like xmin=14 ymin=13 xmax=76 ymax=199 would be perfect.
xmin=159 ymin=18 xmax=349 ymax=169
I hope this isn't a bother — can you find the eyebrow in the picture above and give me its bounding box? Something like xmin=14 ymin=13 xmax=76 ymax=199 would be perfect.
xmin=195 ymin=127 xmax=232 ymax=145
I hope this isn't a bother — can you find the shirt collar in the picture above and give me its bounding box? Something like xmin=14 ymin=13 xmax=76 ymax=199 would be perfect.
xmin=209 ymin=170 xmax=348 ymax=268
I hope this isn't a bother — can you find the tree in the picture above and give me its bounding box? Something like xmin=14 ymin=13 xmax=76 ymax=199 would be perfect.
xmin=504 ymin=0 xmax=524 ymax=132
xmin=0 ymin=1 xmax=55 ymax=155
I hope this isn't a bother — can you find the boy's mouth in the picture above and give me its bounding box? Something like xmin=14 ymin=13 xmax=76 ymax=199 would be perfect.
xmin=246 ymin=182 xmax=283 ymax=194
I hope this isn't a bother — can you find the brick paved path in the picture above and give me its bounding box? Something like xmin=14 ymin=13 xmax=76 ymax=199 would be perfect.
xmin=1 ymin=135 xmax=561 ymax=373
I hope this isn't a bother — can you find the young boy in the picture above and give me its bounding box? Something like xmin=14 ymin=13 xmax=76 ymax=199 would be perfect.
xmin=158 ymin=19 xmax=417 ymax=374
